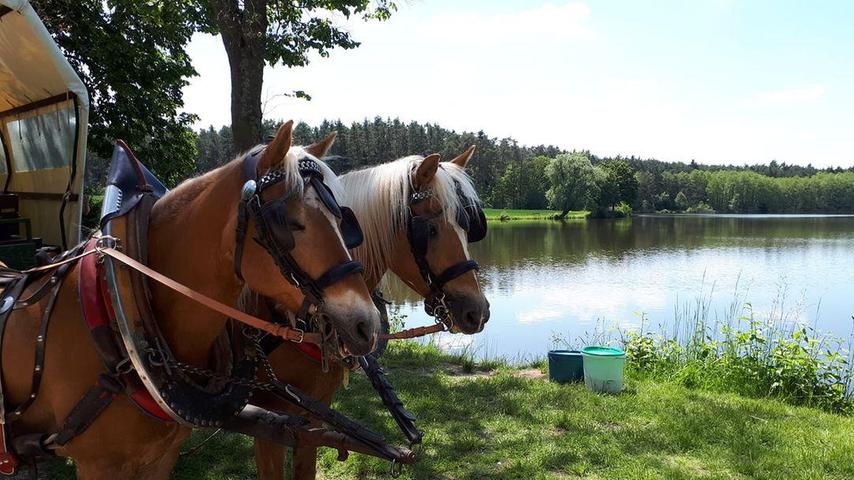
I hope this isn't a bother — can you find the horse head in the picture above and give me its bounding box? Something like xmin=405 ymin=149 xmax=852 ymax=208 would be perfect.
xmin=237 ymin=122 xmax=380 ymax=356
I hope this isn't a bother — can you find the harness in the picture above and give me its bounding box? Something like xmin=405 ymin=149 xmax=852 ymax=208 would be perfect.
xmin=405 ymin=179 xmax=487 ymax=330
xmin=0 ymin=142 xmax=417 ymax=475
xmin=234 ymin=149 xmax=365 ymax=326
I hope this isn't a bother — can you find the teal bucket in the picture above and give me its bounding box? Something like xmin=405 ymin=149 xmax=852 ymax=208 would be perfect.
xmin=581 ymin=346 xmax=626 ymax=394
xmin=548 ymin=350 xmax=584 ymax=384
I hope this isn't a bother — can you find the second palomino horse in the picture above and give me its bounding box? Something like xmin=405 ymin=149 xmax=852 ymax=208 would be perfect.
xmin=250 ymin=143 xmax=490 ymax=479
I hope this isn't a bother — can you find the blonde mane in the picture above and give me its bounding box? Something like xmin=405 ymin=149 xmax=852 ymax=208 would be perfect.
xmin=340 ymin=156 xmax=480 ymax=282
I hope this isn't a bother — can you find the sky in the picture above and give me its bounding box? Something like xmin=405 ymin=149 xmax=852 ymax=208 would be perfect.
xmin=182 ymin=0 xmax=854 ymax=168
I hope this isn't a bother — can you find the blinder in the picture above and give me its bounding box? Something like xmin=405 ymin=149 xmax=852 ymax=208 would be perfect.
xmin=255 ymin=196 xmax=296 ymax=253
xmin=340 ymin=206 xmax=364 ymax=250
xmin=456 ymin=203 xmax=487 ymax=243
xmin=308 ymin=174 xmax=364 ymax=249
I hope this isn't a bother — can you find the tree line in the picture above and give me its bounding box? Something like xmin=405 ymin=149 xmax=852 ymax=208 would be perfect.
xmin=191 ymin=118 xmax=854 ymax=216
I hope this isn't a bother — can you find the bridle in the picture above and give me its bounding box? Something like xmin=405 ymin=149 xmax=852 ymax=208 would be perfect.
xmin=234 ymin=148 xmax=366 ymax=332
xmin=406 ymin=178 xmax=487 ymax=330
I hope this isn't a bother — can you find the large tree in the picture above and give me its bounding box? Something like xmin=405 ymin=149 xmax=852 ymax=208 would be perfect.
xmin=600 ymin=159 xmax=639 ymax=210
xmin=546 ymin=152 xmax=600 ymax=218
xmin=196 ymin=0 xmax=395 ymax=153
xmin=32 ymin=0 xmax=200 ymax=186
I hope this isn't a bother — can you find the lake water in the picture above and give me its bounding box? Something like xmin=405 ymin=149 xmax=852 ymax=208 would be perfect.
xmin=384 ymin=215 xmax=854 ymax=360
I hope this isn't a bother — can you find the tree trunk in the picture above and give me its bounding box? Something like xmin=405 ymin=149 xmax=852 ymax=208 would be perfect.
xmin=556 ymin=209 xmax=570 ymax=219
xmin=224 ymin=45 xmax=264 ymax=153
xmin=211 ymin=0 xmax=268 ymax=153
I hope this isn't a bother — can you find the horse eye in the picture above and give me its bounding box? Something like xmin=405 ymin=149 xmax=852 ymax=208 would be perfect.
xmin=428 ymin=224 xmax=438 ymax=238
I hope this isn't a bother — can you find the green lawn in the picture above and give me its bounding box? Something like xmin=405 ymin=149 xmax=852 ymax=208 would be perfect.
xmin=46 ymin=343 xmax=853 ymax=479
xmin=484 ymin=208 xmax=589 ymax=221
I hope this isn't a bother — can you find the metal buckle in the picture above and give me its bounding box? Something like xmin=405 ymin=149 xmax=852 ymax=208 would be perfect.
xmin=292 ymin=328 xmax=305 ymax=344
xmin=94 ymin=235 xmax=120 ymax=253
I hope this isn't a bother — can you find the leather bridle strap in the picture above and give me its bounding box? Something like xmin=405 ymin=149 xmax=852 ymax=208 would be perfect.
xmin=405 ymin=192 xmax=480 ymax=332
xmin=98 ymin=246 xmax=321 ymax=345
xmin=316 ymin=261 xmax=364 ymax=289
xmin=234 ymin=149 xmax=364 ymax=308
xmin=430 ymin=260 xmax=479 ymax=291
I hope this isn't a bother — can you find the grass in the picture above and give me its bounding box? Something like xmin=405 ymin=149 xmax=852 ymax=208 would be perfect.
xmin=44 ymin=342 xmax=854 ymax=479
xmin=483 ymin=208 xmax=589 ymax=221
xmin=550 ymin=281 xmax=854 ymax=414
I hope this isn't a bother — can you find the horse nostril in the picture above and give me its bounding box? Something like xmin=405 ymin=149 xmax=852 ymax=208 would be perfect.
xmin=355 ymin=319 xmax=372 ymax=343
xmin=465 ymin=309 xmax=481 ymax=327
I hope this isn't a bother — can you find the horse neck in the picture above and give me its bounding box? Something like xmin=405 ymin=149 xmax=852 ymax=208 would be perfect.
xmin=147 ymin=161 xmax=243 ymax=366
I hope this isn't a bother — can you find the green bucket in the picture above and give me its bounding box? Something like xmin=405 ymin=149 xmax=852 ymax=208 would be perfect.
xmin=547 ymin=350 xmax=584 ymax=384
xmin=581 ymin=346 xmax=626 ymax=394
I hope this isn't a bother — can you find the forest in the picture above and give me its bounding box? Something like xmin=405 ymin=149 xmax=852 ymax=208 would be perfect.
xmin=86 ymin=117 xmax=854 ymax=216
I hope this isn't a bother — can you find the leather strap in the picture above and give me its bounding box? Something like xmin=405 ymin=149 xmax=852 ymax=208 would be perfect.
xmin=7 ymin=244 xmax=84 ymax=422
xmin=0 ymin=276 xmax=29 ymax=476
xmin=359 ymin=355 xmax=422 ymax=445
xmin=50 ymin=374 xmax=124 ymax=447
xmin=315 ymin=261 xmax=363 ymax=289
xmin=380 ymin=323 xmax=445 ymax=340
xmin=97 ymin=247 xmax=322 ymax=345
xmin=432 ymin=260 xmax=479 ymax=290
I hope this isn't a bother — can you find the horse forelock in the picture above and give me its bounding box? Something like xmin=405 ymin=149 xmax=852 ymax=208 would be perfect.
xmin=340 ymin=156 xmax=481 ymax=282
xmin=153 ymin=145 xmax=343 ymax=225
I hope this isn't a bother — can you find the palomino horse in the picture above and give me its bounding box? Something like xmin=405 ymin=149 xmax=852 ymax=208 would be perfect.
xmin=0 ymin=121 xmax=381 ymax=479
xmin=251 ymin=145 xmax=490 ymax=479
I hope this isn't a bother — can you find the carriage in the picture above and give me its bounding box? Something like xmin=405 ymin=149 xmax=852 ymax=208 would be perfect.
xmin=0 ymin=0 xmax=88 ymax=269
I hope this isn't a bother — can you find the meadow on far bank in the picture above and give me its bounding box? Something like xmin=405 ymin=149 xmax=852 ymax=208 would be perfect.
xmin=483 ymin=208 xmax=587 ymax=221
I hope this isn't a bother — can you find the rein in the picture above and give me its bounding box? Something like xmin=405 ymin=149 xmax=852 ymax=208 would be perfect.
xmin=2 ymin=237 xmax=323 ymax=345
xmin=97 ymin=240 xmax=322 ymax=344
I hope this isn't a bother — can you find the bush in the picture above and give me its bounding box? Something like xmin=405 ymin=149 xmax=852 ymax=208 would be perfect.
xmin=686 ymin=201 xmax=716 ymax=214
xmin=624 ymin=309 xmax=853 ymax=414
xmin=614 ymin=201 xmax=633 ymax=217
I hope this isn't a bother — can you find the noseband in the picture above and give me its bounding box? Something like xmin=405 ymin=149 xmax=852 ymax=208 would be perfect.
xmin=234 ymin=148 xmax=365 ymax=325
xmin=406 ymin=180 xmax=487 ymax=329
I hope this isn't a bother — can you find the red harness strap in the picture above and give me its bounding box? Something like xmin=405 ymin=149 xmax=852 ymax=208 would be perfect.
xmin=293 ymin=342 xmax=323 ymax=363
xmin=78 ymin=239 xmax=173 ymax=423
xmin=0 ymin=424 xmax=19 ymax=476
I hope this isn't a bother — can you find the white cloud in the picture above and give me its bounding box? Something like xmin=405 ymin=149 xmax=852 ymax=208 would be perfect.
xmin=517 ymin=308 xmax=563 ymax=324
xmin=743 ymin=85 xmax=826 ymax=107
xmin=182 ymin=1 xmax=854 ymax=168
xmin=416 ymin=2 xmax=594 ymax=46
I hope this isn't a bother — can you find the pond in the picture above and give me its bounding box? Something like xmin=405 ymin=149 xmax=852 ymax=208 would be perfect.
xmin=383 ymin=215 xmax=854 ymax=360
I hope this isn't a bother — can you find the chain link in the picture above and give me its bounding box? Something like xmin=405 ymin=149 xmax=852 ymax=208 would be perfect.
xmin=167 ymin=356 xmax=279 ymax=394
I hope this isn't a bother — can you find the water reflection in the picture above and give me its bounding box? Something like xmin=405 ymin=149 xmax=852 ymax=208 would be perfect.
xmin=384 ymin=215 xmax=854 ymax=360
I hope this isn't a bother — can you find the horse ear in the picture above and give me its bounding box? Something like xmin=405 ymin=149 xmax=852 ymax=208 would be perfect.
xmin=305 ymin=131 xmax=337 ymax=158
xmin=258 ymin=120 xmax=294 ymax=173
xmin=413 ymin=154 xmax=440 ymax=190
xmin=448 ymin=145 xmax=475 ymax=169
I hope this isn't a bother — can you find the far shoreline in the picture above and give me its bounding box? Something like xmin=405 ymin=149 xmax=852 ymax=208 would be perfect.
xmin=486 ymin=208 xmax=854 ymax=222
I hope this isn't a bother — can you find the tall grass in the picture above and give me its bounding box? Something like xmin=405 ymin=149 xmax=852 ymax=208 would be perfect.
xmin=554 ymin=279 xmax=854 ymax=414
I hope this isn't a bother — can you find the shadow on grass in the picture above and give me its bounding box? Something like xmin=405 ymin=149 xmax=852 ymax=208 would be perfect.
xmin=26 ymin=356 xmax=854 ymax=480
